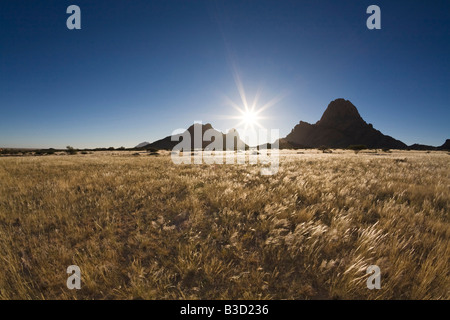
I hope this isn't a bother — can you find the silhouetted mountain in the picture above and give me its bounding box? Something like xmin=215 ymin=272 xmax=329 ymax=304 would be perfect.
xmin=438 ymin=139 xmax=450 ymax=150
xmin=144 ymin=123 xmax=248 ymax=151
xmin=285 ymin=99 xmax=407 ymax=149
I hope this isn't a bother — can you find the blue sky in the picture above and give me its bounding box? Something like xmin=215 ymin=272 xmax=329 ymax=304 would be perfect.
xmin=0 ymin=0 xmax=449 ymax=148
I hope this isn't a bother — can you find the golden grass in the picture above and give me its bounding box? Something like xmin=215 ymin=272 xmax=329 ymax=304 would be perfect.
xmin=0 ymin=150 xmax=448 ymax=299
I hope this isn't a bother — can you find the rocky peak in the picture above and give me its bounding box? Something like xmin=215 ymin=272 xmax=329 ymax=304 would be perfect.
xmin=317 ymin=99 xmax=363 ymax=128
xmin=187 ymin=123 xmax=214 ymax=134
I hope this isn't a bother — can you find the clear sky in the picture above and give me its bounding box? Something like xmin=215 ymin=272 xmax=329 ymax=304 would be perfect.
xmin=1 ymin=0 xmax=449 ymax=148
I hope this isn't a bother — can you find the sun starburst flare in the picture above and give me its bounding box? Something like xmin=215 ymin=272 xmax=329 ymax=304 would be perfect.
xmin=222 ymin=77 xmax=286 ymax=132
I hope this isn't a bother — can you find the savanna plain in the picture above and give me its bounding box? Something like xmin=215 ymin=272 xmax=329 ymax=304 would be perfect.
xmin=0 ymin=150 xmax=448 ymax=299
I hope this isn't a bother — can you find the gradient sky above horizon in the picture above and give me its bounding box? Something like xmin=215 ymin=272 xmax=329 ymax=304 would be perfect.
xmin=1 ymin=0 xmax=449 ymax=148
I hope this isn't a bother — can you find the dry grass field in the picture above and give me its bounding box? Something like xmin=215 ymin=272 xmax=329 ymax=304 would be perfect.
xmin=0 ymin=150 xmax=448 ymax=299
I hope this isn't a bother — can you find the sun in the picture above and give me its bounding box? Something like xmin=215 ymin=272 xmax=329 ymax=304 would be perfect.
xmin=222 ymin=67 xmax=287 ymax=132
xmin=240 ymin=109 xmax=259 ymax=129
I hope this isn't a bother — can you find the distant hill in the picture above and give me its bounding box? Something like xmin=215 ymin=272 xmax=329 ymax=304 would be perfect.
xmin=285 ymin=99 xmax=407 ymax=149
xmin=405 ymin=139 xmax=449 ymax=151
xmin=408 ymin=144 xmax=437 ymax=151
xmin=135 ymin=142 xmax=150 ymax=149
xmin=143 ymin=123 xmax=248 ymax=151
